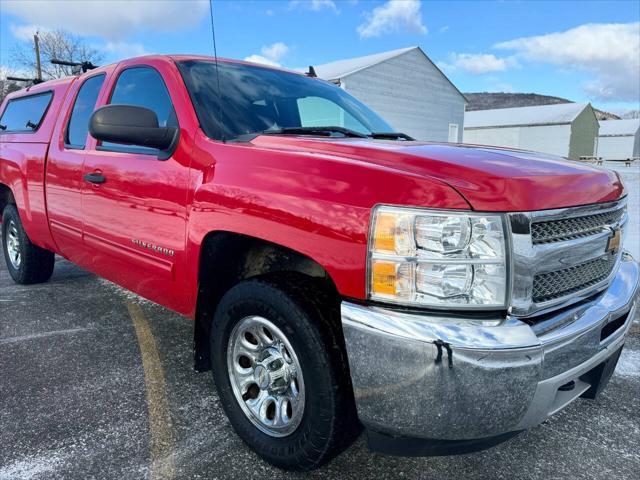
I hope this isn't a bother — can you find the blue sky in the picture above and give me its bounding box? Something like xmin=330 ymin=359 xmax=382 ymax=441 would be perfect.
xmin=1 ymin=0 xmax=639 ymax=113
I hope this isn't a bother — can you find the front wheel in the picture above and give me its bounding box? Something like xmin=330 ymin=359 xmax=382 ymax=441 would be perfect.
xmin=210 ymin=276 xmax=359 ymax=471
xmin=2 ymin=204 xmax=55 ymax=284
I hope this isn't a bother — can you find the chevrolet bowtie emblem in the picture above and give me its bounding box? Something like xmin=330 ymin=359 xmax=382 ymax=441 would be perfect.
xmin=606 ymin=227 xmax=622 ymax=254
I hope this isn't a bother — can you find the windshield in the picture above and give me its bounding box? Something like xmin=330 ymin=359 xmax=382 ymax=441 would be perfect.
xmin=177 ymin=60 xmax=395 ymax=141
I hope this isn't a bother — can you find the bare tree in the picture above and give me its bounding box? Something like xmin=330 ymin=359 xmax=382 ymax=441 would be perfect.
xmin=0 ymin=66 xmax=23 ymax=104
xmin=11 ymin=29 xmax=103 ymax=80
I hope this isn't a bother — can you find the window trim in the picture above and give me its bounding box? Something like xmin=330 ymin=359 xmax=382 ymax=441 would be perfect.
xmin=96 ymin=64 xmax=178 ymax=156
xmin=0 ymin=90 xmax=54 ymax=134
xmin=64 ymin=73 xmax=107 ymax=150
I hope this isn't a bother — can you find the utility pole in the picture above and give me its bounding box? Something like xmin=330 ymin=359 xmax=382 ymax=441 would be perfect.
xmin=33 ymin=32 xmax=42 ymax=82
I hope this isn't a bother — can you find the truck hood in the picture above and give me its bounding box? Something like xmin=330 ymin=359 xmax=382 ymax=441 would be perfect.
xmin=250 ymin=136 xmax=624 ymax=211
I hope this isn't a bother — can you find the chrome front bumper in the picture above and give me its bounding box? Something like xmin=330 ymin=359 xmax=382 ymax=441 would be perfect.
xmin=341 ymin=253 xmax=639 ymax=444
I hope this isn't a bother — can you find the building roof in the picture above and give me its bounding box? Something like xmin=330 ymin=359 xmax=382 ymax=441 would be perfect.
xmin=313 ymin=46 xmax=417 ymax=80
xmin=598 ymin=119 xmax=640 ymax=136
xmin=313 ymin=46 xmax=466 ymax=102
xmin=465 ymin=102 xmax=591 ymax=128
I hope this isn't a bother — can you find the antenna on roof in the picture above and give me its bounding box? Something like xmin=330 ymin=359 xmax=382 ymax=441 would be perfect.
xmin=208 ymin=0 xmax=226 ymax=142
xmin=7 ymin=76 xmax=44 ymax=84
xmin=50 ymin=59 xmax=98 ymax=75
xmin=306 ymin=66 xmax=317 ymax=78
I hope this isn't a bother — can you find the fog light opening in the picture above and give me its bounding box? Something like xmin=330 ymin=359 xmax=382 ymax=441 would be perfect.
xmin=558 ymin=380 xmax=575 ymax=392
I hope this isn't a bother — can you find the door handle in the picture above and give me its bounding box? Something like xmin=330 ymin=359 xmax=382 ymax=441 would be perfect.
xmin=84 ymin=172 xmax=106 ymax=184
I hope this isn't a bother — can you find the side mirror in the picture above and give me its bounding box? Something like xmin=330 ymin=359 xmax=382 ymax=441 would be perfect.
xmin=89 ymin=104 xmax=178 ymax=156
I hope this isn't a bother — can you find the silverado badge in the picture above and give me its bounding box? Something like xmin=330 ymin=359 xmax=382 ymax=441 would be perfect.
xmin=132 ymin=239 xmax=175 ymax=257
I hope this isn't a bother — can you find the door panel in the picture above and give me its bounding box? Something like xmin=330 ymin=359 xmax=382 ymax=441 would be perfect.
xmin=46 ymin=73 xmax=107 ymax=261
xmin=81 ymin=149 xmax=188 ymax=288
xmin=81 ymin=64 xmax=191 ymax=311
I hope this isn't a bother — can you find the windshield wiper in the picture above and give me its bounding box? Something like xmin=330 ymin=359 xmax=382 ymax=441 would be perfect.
xmin=230 ymin=126 xmax=413 ymax=143
xmin=369 ymin=132 xmax=414 ymax=141
xmin=260 ymin=126 xmax=369 ymax=139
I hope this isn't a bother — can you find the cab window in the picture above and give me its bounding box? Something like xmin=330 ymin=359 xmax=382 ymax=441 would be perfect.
xmin=66 ymin=74 xmax=105 ymax=148
xmin=101 ymin=66 xmax=177 ymax=153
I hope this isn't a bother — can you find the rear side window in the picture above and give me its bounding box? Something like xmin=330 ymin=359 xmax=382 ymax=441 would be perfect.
xmin=0 ymin=92 xmax=53 ymax=133
xmin=101 ymin=66 xmax=176 ymax=153
xmin=66 ymin=74 xmax=105 ymax=148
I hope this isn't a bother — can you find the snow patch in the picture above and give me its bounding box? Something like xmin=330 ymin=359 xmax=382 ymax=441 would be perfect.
xmin=97 ymin=277 xmax=151 ymax=305
xmin=0 ymin=452 xmax=67 ymax=480
xmin=615 ymin=348 xmax=640 ymax=378
xmin=601 ymin=162 xmax=639 ymax=259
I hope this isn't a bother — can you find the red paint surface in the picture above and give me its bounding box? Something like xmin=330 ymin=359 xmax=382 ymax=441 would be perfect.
xmin=0 ymin=55 xmax=625 ymax=318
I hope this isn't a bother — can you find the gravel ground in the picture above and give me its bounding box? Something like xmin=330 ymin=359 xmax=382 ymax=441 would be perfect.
xmin=0 ymin=162 xmax=638 ymax=479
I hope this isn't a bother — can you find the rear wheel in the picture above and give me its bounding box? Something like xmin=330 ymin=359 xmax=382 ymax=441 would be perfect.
xmin=210 ymin=276 xmax=359 ymax=471
xmin=2 ymin=205 xmax=55 ymax=284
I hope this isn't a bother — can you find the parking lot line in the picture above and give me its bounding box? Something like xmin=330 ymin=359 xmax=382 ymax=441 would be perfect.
xmin=127 ymin=301 xmax=175 ymax=480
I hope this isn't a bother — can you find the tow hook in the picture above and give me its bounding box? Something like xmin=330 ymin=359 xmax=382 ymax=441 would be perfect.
xmin=433 ymin=339 xmax=453 ymax=368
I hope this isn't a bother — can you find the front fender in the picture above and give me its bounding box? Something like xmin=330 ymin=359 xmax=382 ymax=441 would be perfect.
xmin=184 ymin=134 xmax=470 ymax=312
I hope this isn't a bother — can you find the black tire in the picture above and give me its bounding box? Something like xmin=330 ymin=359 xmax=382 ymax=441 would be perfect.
xmin=2 ymin=204 xmax=55 ymax=284
xmin=210 ymin=275 xmax=360 ymax=471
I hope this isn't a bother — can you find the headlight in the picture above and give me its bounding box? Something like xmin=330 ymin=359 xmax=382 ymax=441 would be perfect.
xmin=369 ymin=205 xmax=508 ymax=309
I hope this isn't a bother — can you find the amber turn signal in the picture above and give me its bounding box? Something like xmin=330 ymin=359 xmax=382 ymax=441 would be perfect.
xmin=371 ymin=260 xmax=397 ymax=296
xmin=373 ymin=213 xmax=397 ymax=252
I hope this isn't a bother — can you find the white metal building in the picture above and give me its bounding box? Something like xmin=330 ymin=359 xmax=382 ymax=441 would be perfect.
xmin=597 ymin=119 xmax=640 ymax=160
xmin=314 ymin=47 xmax=467 ymax=142
xmin=463 ymin=103 xmax=599 ymax=160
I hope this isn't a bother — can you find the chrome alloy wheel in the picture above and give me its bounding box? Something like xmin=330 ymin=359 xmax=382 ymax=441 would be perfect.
xmin=6 ymin=220 xmax=21 ymax=269
xmin=227 ymin=316 xmax=305 ymax=437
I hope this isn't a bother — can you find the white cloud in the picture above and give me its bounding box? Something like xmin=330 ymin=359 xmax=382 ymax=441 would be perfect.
xmin=289 ymin=0 xmax=340 ymax=14
xmin=103 ymin=42 xmax=148 ymax=60
xmin=9 ymin=24 xmax=49 ymax=42
xmin=310 ymin=0 xmax=339 ymax=12
xmin=2 ymin=0 xmax=209 ymax=41
xmin=243 ymin=55 xmax=281 ymax=67
xmin=245 ymin=42 xmax=291 ymax=67
xmin=357 ymin=0 xmax=427 ymax=38
xmin=438 ymin=25 xmax=449 ymax=34
xmin=261 ymin=42 xmax=289 ymax=62
xmin=439 ymin=53 xmax=519 ymax=74
xmin=495 ymin=22 xmax=640 ymax=102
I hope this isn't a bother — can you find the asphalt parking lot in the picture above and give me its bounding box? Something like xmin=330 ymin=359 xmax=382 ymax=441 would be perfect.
xmin=1 ymin=250 xmax=639 ymax=480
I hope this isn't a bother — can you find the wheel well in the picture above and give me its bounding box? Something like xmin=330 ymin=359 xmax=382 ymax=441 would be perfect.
xmin=194 ymin=231 xmax=341 ymax=371
xmin=0 ymin=184 xmax=15 ymax=219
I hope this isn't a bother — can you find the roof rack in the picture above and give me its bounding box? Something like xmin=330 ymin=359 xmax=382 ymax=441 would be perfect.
xmin=51 ymin=59 xmax=98 ymax=75
xmin=6 ymin=76 xmax=44 ymax=85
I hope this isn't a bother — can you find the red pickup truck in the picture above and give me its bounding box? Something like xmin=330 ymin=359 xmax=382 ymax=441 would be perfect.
xmin=1 ymin=55 xmax=638 ymax=471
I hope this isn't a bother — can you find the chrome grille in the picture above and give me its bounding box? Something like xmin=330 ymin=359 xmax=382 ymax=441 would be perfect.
xmin=509 ymin=197 xmax=627 ymax=316
xmin=533 ymin=254 xmax=616 ymax=303
xmin=531 ymin=208 xmax=625 ymax=244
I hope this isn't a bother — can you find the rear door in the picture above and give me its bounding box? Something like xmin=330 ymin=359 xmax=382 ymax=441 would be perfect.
xmin=81 ymin=60 xmax=192 ymax=311
xmin=46 ymin=72 xmax=108 ymax=261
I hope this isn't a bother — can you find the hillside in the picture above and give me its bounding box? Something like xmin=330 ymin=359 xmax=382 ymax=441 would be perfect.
xmin=464 ymin=92 xmax=619 ymax=120
xmin=621 ymin=110 xmax=640 ymax=119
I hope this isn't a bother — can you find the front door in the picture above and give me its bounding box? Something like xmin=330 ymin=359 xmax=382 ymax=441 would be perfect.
xmin=81 ymin=63 xmax=191 ymax=311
